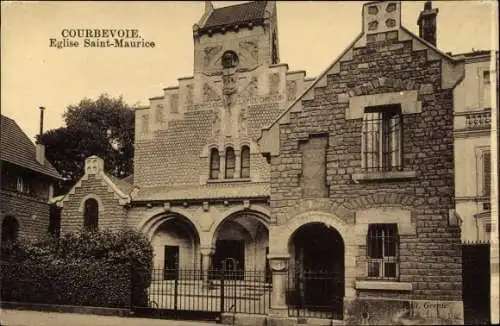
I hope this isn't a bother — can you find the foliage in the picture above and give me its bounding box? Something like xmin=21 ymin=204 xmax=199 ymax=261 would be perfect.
xmin=1 ymin=229 xmax=153 ymax=308
xmin=37 ymin=94 xmax=135 ymax=194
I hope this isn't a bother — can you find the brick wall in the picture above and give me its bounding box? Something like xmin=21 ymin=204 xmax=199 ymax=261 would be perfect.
xmin=1 ymin=190 xmax=50 ymax=240
xmin=60 ymin=174 xmax=127 ymax=233
xmin=270 ymin=36 xmax=461 ymax=301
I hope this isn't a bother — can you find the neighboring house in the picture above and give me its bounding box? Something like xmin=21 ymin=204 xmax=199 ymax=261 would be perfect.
xmin=58 ymin=1 xmax=486 ymax=324
xmin=452 ymin=50 xmax=495 ymax=243
xmin=0 ymin=114 xmax=62 ymax=244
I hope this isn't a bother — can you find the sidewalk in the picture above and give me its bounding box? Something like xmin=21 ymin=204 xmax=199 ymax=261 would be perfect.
xmin=0 ymin=309 xmax=221 ymax=326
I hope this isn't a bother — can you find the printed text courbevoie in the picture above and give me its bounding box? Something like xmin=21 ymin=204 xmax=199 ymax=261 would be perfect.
xmin=61 ymin=29 xmax=140 ymax=38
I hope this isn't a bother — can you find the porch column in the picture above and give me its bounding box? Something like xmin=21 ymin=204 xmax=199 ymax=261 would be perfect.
xmin=267 ymin=254 xmax=290 ymax=316
xmin=200 ymin=247 xmax=214 ymax=285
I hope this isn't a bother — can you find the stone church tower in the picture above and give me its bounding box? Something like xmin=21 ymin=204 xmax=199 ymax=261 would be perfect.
xmin=130 ymin=1 xmax=311 ymax=275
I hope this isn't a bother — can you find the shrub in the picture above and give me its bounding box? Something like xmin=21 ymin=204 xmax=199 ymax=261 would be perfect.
xmin=0 ymin=229 xmax=153 ymax=308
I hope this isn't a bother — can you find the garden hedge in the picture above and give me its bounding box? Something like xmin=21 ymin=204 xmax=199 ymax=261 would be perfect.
xmin=0 ymin=229 xmax=153 ymax=308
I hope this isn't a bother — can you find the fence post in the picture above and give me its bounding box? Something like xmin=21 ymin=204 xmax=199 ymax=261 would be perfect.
xmin=220 ymin=268 xmax=225 ymax=313
xmin=174 ymin=271 xmax=179 ymax=317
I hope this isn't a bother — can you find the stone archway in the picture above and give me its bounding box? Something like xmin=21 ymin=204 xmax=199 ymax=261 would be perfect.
xmin=288 ymin=222 xmax=345 ymax=318
xmin=147 ymin=213 xmax=201 ymax=278
xmin=211 ymin=210 xmax=270 ymax=274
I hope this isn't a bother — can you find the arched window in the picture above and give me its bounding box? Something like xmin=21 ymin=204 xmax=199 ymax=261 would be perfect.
xmin=1 ymin=216 xmax=19 ymax=244
xmin=16 ymin=176 xmax=24 ymax=193
xmin=209 ymin=148 xmax=220 ymax=180
xmin=83 ymin=198 xmax=99 ymax=232
xmin=241 ymin=146 xmax=250 ymax=178
xmin=225 ymin=147 xmax=236 ymax=179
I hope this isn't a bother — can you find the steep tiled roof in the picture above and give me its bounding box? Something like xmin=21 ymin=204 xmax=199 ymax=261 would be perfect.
xmin=133 ymin=182 xmax=269 ymax=202
xmin=0 ymin=115 xmax=61 ymax=179
xmin=203 ymin=1 xmax=267 ymax=29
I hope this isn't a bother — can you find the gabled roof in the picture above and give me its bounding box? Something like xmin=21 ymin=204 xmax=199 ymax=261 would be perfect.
xmin=202 ymin=1 xmax=267 ymax=29
xmin=0 ymin=114 xmax=61 ymax=179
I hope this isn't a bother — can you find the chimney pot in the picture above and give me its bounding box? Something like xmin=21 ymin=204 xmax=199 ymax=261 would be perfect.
xmin=417 ymin=0 xmax=438 ymax=47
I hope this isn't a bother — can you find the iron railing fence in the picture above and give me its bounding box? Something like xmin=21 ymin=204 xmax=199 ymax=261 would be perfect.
xmin=133 ymin=268 xmax=271 ymax=319
xmin=287 ymin=269 xmax=344 ymax=320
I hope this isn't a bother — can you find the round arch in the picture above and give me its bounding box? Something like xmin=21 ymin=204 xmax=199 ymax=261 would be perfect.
xmin=209 ymin=205 xmax=271 ymax=245
xmin=137 ymin=208 xmax=204 ymax=243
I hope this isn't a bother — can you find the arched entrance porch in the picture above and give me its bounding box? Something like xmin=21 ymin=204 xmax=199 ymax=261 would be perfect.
xmin=148 ymin=214 xmax=200 ymax=280
xmin=211 ymin=211 xmax=270 ymax=279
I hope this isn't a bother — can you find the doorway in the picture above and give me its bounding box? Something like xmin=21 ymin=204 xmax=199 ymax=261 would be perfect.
xmin=164 ymin=245 xmax=179 ymax=280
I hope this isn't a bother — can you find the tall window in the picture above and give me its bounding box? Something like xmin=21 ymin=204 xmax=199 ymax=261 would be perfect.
xmin=367 ymin=224 xmax=398 ymax=279
xmin=16 ymin=176 xmax=24 ymax=193
xmin=225 ymin=147 xmax=236 ymax=179
xmin=209 ymin=148 xmax=220 ymax=180
xmin=83 ymin=198 xmax=99 ymax=232
xmin=483 ymin=70 xmax=491 ymax=108
xmin=362 ymin=105 xmax=402 ymax=172
xmin=1 ymin=216 xmax=19 ymax=245
xmin=240 ymin=146 xmax=250 ymax=178
xmin=483 ymin=151 xmax=491 ymax=196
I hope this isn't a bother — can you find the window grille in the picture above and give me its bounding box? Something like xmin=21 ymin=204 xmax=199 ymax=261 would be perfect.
xmin=225 ymin=147 xmax=235 ymax=179
xmin=367 ymin=224 xmax=399 ymax=279
xmin=241 ymin=146 xmax=250 ymax=178
xmin=362 ymin=105 xmax=402 ymax=172
xmin=209 ymin=148 xmax=220 ymax=180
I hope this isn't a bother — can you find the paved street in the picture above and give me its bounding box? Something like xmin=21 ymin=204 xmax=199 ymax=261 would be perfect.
xmin=0 ymin=309 xmax=220 ymax=326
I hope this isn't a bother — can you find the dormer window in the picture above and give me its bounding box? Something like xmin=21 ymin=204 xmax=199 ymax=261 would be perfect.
xmin=222 ymin=51 xmax=238 ymax=69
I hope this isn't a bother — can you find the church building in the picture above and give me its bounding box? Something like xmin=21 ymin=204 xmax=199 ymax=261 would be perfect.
xmin=59 ymin=1 xmax=469 ymax=325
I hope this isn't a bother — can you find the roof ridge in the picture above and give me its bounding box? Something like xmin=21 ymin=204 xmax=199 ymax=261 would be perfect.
xmin=212 ymin=1 xmax=262 ymax=11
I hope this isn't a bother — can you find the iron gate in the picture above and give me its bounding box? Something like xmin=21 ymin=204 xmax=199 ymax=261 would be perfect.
xmin=462 ymin=242 xmax=490 ymax=325
xmin=287 ymin=269 xmax=344 ymax=320
xmin=133 ymin=268 xmax=271 ymax=321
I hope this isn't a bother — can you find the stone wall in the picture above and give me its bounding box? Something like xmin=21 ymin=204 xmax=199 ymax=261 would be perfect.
xmin=60 ymin=174 xmax=127 ymax=234
xmin=268 ymin=33 xmax=462 ymax=303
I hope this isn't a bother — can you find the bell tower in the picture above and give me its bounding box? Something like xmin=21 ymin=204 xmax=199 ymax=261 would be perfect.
xmin=192 ymin=1 xmax=279 ymax=75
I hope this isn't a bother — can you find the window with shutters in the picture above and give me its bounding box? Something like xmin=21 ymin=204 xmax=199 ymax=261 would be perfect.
xmin=225 ymin=147 xmax=236 ymax=179
xmin=367 ymin=224 xmax=399 ymax=279
xmin=209 ymin=148 xmax=220 ymax=180
xmin=362 ymin=105 xmax=402 ymax=172
xmin=240 ymin=146 xmax=250 ymax=178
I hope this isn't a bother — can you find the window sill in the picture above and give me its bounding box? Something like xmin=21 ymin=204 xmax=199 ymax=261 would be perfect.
xmin=355 ymin=280 xmax=412 ymax=291
xmin=207 ymin=178 xmax=251 ymax=184
xmin=351 ymin=171 xmax=417 ymax=183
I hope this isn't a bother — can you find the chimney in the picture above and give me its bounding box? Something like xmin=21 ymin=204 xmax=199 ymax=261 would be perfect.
xmin=204 ymin=1 xmax=213 ymax=15
xmin=417 ymin=1 xmax=439 ymax=46
xmin=36 ymin=106 xmax=46 ymax=165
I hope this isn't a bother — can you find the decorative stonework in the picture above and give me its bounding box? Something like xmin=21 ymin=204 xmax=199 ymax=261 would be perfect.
xmin=268 ymin=257 xmax=289 ymax=272
xmin=170 ymin=94 xmax=179 ymax=113
xmin=239 ymin=41 xmax=259 ymax=61
xmin=368 ymin=20 xmax=378 ymax=31
xmin=269 ymin=73 xmax=280 ymax=94
xmin=286 ymin=80 xmax=297 ymax=101
xmin=386 ymin=2 xmax=397 ymax=12
xmin=203 ymin=46 xmax=222 ymax=67
xmin=222 ymin=74 xmax=237 ymax=96
xmin=203 ymin=82 xmax=221 ymax=102
xmin=155 ymin=104 xmax=164 ymax=123
xmin=368 ymin=5 xmax=378 ymax=15
xmin=386 ymin=18 xmax=396 ymax=28
xmin=238 ymin=107 xmax=248 ymax=137
xmin=185 ymin=84 xmax=193 ymax=107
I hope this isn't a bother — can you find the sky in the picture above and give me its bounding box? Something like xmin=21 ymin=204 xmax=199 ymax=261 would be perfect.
xmin=1 ymin=0 xmax=498 ymax=141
